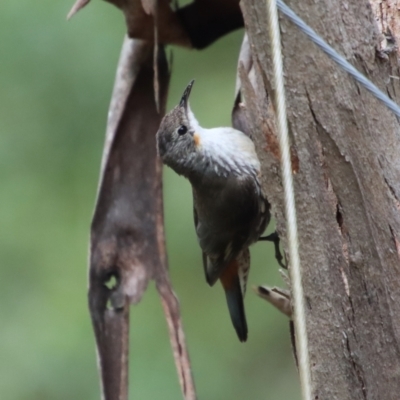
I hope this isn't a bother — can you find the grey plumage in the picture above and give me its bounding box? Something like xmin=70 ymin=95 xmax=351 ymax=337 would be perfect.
xmin=156 ymin=81 xmax=270 ymax=341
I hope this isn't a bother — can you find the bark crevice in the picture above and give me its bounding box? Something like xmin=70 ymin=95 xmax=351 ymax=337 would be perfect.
xmin=241 ymin=0 xmax=400 ymax=397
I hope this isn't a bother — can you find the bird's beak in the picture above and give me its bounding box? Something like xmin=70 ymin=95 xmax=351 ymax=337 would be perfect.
xmin=179 ymin=80 xmax=195 ymax=110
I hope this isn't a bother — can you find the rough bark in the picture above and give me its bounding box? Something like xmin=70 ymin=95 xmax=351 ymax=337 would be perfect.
xmin=240 ymin=1 xmax=400 ymax=399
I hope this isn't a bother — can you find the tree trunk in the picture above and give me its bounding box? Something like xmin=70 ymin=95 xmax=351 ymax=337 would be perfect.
xmin=240 ymin=0 xmax=400 ymax=398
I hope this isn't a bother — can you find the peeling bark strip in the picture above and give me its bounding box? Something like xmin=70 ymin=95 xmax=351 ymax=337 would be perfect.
xmin=240 ymin=0 xmax=400 ymax=398
xmin=67 ymin=0 xmax=244 ymax=49
xmin=89 ymin=38 xmax=196 ymax=400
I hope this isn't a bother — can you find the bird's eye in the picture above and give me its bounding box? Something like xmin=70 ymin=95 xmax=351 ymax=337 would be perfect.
xmin=177 ymin=125 xmax=188 ymax=135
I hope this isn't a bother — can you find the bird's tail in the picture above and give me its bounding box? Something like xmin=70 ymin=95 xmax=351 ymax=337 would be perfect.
xmin=219 ymin=251 xmax=250 ymax=342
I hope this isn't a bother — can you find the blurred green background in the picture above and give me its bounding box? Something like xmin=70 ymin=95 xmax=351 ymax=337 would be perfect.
xmin=0 ymin=1 xmax=300 ymax=399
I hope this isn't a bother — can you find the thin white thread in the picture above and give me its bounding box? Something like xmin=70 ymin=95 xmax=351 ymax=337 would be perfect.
xmin=266 ymin=1 xmax=312 ymax=399
xmin=277 ymin=0 xmax=400 ymax=120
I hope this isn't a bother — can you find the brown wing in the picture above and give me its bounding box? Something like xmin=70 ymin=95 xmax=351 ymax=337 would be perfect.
xmin=193 ymin=176 xmax=269 ymax=286
xmin=193 ymin=202 xmax=210 ymax=283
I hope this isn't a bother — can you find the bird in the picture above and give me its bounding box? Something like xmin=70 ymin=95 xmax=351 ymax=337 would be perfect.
xmin=156 ymin=80 xmax=270 ymax=342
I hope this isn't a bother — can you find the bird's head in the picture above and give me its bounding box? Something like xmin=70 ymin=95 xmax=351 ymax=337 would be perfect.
xmin=156 ymin=80 xmax=202 ymax=174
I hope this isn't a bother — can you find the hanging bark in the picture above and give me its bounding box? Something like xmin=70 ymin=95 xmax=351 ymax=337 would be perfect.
xmin=67 ymin=0 xmax=243 ymax=49
xmin=69 ymin=0 xmax=400 ymax=397
xmin=89 ymin=37 xmax=196 ymax=400
xmin=239 ymin=0 xmax=400 ymax=398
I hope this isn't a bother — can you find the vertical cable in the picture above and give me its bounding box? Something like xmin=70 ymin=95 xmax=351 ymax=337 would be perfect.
xmin=265 ymin=0 xmax=312 ymax=399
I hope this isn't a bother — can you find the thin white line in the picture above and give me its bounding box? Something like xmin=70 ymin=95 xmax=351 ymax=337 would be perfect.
xmin=266 ymin=0 xmax=312 ymax=399
xmin=277 ymin=0 xmax=400 ymax=120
